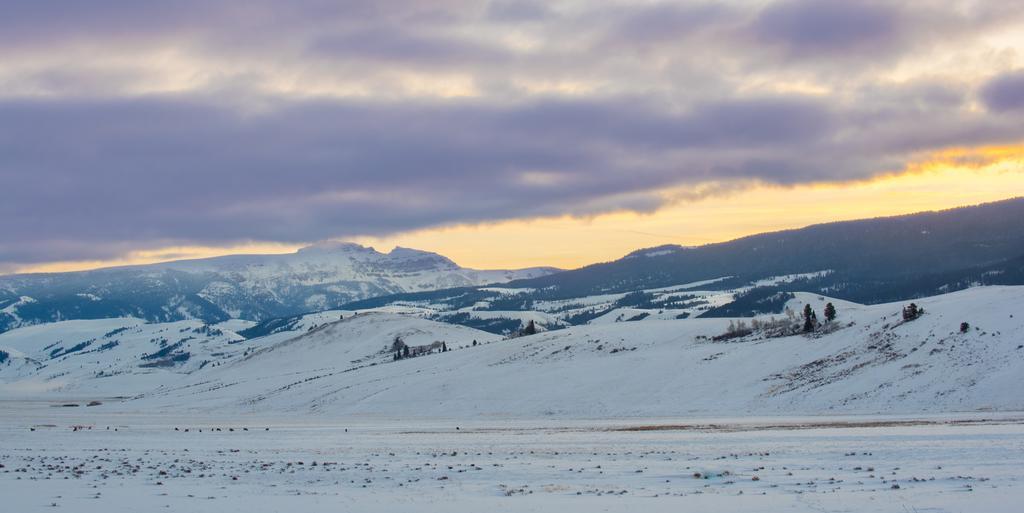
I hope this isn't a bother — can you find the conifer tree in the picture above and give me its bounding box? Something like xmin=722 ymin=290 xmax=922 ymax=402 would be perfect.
xmin=802 ymin=304 xmax=815 ymax=333
xmin=824 ymin=302 xmax=836 ymax=322
xmin=521 ymin=320 xmax=537 ymax=336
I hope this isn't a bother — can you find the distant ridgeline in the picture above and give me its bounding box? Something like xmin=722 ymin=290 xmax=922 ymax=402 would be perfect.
xmin=339 ymin=197 xmax=1024 ymax=330
xmin=3 ymin=198 xmax=1024 ymax=335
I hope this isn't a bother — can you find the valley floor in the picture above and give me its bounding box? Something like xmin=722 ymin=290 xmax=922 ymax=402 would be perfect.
xmin=3 ymin=402 xmax=1023 ymax=512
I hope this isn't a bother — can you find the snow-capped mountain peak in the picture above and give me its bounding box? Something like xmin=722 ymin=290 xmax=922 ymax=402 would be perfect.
xmin=0 ymin=244 xmax=561 ymax=332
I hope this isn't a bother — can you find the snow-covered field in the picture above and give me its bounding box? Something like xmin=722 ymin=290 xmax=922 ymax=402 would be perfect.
xmin=3 ymin=285 xmax=1024 ymax=511
xmin=2 ymin=405 xmax=1023 ymax=512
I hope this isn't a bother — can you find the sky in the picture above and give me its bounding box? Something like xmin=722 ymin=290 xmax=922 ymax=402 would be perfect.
xmin=2 ymin=0 xmax=1023 ymax=274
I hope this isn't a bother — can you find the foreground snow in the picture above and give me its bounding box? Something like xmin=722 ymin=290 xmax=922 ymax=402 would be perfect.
xmin=1 ymin=405 xmax=1022 ymax=512
xmin=3 ymin=287 xmax=1023 ymax=511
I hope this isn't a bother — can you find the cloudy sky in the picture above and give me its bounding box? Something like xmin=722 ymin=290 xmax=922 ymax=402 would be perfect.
xmin=2 ymin=0 xmax=1024 ymax=273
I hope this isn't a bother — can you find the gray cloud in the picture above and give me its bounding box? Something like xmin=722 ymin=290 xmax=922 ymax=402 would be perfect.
xmin=742 ymin=0 xmax=1024 ymax=70
xmin=485 ymin=0 xmax=551 ymax=22
xmin=752 ymin=0 xmax=902 ymax=58
xmin=0 ymin=1 xmax=1023 ymax=267
xmin=981 ymin=70 xmax=1024 ymax=112
xmin=308 ymin=27 xmax=513 ymax=67
xmin=600 ymin=2 xmax=731 ymax=47
xmin=3 ymin=87 xmax=1023 ymax=265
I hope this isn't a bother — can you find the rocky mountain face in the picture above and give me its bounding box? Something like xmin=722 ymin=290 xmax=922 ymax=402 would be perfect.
xmin=0 ymin=242 xmax=559 ymax=333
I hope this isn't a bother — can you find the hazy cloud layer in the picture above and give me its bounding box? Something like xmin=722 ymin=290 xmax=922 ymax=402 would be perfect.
xmin=1 ymin=0 xmax=1023 ymax=267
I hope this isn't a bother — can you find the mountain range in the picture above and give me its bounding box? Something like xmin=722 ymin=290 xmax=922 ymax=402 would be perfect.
xmin=2 ymin=197 xmax=1023 ymax=336
xmin=0 ymin=242 xmax=557 ymax=334
xmin=508 ymin=196 xmax=1024 ymax=301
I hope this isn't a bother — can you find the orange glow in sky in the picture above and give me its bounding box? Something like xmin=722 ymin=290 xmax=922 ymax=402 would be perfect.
xmin=12 ymin=145 xmax=1024 ymax=274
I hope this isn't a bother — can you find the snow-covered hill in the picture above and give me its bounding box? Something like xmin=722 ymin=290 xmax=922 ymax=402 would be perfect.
xmin=0 ymin=242 xmax=559 ymax=333
xmin=348 ymin=273 xmax=818 ymax=335
xmin=0 ymin=317 xmax=249 ymax=396
xmin=4 ymin=285 xmax=1021 ymax=418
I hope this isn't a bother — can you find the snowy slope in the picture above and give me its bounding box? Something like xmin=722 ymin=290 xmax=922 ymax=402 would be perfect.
xmin=143 ymin=313 xmax=503 ymax=413
xmin=120 ymin=286 xmax=1024 ymax=417
xmin=356 ymin=274 xmax=812 ymax=335
xmin=0 ymin=311 xmax=500 ymax=400
xmin=3 ymin=285 xmax=1022 ymax=418
xmin=0 ymin=317 xmax=251 ymax=396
